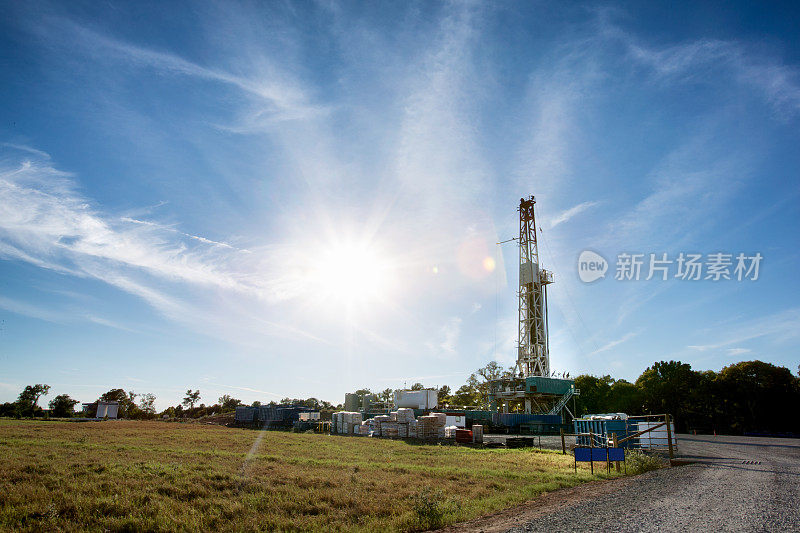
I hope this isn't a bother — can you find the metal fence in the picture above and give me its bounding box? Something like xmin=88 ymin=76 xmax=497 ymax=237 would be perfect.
xmin=571 ymin=413 xmax=677 ymax=457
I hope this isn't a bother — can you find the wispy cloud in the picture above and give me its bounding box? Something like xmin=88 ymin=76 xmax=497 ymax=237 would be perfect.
xmin=688 ymin=308 xmax=800 ymax=351
xmin=594 ymin=6 xmax=800 ymax=117
xmin=0 ymin=147 xmax=330 ymax=343
xmin=55 ymin=18 xmax=326 ymax=123
xmin=202 ymin=382 xmax=284 ymax=399
xmin=548 ymin=201 xmax=599 ymax=229
xmin=85 ymin=315 xmax=136 ymax=333
xmin=0 ymin=295 xmax=68 ymax=324
xmin=0 ymin=156 xmax=244 ymax=292
xmin=626 ymin=38 xmax=800 ymax=117
xmin=590 ymin=331 xmax=637 ymax=356
xmin=608 ymin=130 xmax=749 ymax=249
xmin=120 ymin=217 xmax=246 ymax=251
xmin=426 ymin=316 xmax=463 ymax=357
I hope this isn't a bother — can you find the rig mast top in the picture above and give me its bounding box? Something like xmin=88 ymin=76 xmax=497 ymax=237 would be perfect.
xmin=516 ymin=196 xmax=553 ymax=378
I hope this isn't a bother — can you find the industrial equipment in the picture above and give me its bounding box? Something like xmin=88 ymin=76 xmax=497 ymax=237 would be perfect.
xmin=489 ymin=196 xmax=579 ymax=418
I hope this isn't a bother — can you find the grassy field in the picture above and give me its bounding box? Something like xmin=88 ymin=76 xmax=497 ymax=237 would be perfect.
xmin=0 ymin=419 xmax=614 ymax=532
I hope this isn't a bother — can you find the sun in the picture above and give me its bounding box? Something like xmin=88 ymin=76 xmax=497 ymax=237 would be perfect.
xmin=312 ymin=242 xmax=394 ymax=309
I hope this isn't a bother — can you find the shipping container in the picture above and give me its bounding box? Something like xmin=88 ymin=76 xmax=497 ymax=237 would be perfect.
xmin=235 ymin=406 xmax=255 ymax=422
xmin=494 ymin=413 xmax=561 ymax=428
xmin=525 ymin=377 xmax=574 ymax=396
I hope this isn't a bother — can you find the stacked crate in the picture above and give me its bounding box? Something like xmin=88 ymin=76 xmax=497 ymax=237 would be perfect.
xmin=382 ymin=422 xmax=399 ymax=438
xmin=431 ymin=413 xmax=447 ymax=439
xmin=350 ymin=412 xmax=363 ymax=434
xmin=332 ymin=412 xmax=363 ymax=435
xmin=396 ymin=408 xmax=415 ymax=423
xmin=394 ymin=408 xmax=414 ymax=438
xmin=418 ymin=415 xmax=443 ymax=440
xmin=372 ymin=415 xmax=392 ymax=437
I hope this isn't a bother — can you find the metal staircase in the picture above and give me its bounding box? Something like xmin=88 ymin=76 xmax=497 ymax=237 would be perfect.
xmin=549 ymin=387 xmax=580 ymax=415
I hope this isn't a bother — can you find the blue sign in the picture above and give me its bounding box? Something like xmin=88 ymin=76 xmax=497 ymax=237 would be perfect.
xmin=574 ymin=448 xmax=607 ymax=461
xmin=608 ymin=447 xmax=625 ymax=461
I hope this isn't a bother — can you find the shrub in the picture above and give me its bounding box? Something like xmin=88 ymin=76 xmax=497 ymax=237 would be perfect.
xmin=626 ymin=449 xmax=665 ymax=475
xmin=409 ymin=487 xmax=461 ymax=530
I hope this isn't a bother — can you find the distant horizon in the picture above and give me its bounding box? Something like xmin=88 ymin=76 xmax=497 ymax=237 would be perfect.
xmin=4 ymin=356 xmax=796 ymax=415
xmin=2 ymin=2 xmax=799 ymax=411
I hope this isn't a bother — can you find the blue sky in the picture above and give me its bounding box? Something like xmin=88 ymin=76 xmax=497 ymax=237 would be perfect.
xmin=1 ymin=1 xmax=798 ymax=410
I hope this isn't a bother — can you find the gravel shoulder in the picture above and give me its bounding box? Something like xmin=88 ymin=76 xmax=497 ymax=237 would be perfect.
xmin=441 ymin=434 xmax=800 ymax=532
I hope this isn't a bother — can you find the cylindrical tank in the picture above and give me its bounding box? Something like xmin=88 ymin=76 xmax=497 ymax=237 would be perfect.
xmin=344 ymin=393 xmax=360 ymax=412
xmin=362 ymin=394 xmax=376 ymax=410
xmin=394 ymin=389 xmax=438 ymax=409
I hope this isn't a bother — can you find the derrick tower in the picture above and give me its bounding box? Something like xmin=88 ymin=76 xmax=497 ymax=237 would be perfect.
xmin=516 ymin=196 xmax=553 ymax=378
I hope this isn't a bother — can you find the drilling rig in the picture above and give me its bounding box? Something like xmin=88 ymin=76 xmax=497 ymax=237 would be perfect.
xmin=489 ymin=196 xmax=578 ymax=418
xmin=516 ymin=196 xmax=553 ymax=378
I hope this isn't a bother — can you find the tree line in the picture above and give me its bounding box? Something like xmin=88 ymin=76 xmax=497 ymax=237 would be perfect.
xmin=5 ymin=359 xmax=797 ymax=435
xmin=351 ymin=359 xmax=799 ymax=435
xmin=574 ymin=360 xmax=800 ymax=435
xmin=1 ymin=387 xmax=251 ymax=420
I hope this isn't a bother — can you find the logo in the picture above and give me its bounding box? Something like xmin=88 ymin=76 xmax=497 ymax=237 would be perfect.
xmin=578 ymin=250 xmax=608 ymax=283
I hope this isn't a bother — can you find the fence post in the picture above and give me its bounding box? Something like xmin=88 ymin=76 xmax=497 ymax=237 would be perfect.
xmin=665 ymin=414 xmax=675 ymax=460
xmin=560 ymin=428 xmax=566 ymax=455
xmin=612 ymin=432 xmax=620 ymax=473
xmin=589 ymin=432 xmax=594 ymax=475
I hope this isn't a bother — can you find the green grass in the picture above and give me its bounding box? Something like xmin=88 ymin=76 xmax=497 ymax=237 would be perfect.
xmin=0 ymin=419 xmax=614 ymax=531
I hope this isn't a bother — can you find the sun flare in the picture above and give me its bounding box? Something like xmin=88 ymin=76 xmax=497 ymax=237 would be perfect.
xmin=312 ymin=242 xmax=394 ymax=309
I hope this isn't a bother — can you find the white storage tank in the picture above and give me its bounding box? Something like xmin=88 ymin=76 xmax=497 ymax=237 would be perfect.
xmin=393 ymin=389 xmax=438 ymax=409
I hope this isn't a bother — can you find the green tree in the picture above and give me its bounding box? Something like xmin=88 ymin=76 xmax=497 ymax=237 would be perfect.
xmin=410 ymin=382 xmax=425 ymax=391
xmin=438 ymin=385 xmax=452 ymax=404
xmin=452 ymin=384 xmax=478 ymax=406
xmin=16 ymin=384 xmax=51 ymax=417
xmin=100 ymin=388 xmax=139 ymax=418
xmin=466 ymin=361 xmax=508 ymax=407
xmin=138 ymin=393 xmax=157 ymax=416
xmin=183 ymin=389 xmax=201 ymax=409
xmin=716 ymin=360 xmax=800 ymax=434
xmin=1 ymin=402 xmax=17 ymax=417
xmin=49 ymin=394 xmax=78 ymax=418
xmin=380 ymin=388 xmax=394 ymax=404
xmin=608 ymin=379 xmax=642 ymax=414
xmin=636 ymin=361 xmax=695 ymax=429
xmin=218 ymin=395 xmax=241 ymax=412
xmin=573 ymin=375 xmax=613 ymax=416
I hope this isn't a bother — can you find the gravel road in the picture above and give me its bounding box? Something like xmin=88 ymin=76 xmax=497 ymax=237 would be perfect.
xmin=504 ymin=434 xmax=800 ymax=532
